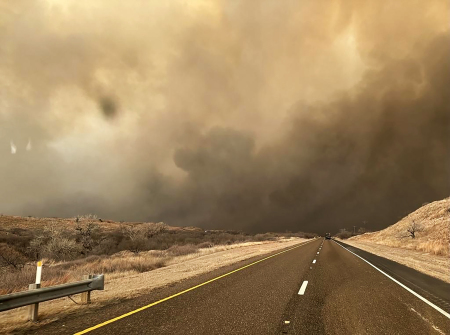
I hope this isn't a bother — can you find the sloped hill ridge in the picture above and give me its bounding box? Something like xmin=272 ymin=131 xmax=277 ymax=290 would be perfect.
xmin=350 ymin=198 xmax=449 ymax=256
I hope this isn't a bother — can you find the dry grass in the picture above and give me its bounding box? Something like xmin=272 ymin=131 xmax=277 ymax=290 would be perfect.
xmin=0 ymin=265 xmax=73 ymax=296
xmin=349 ymin=198 xmax=449 ymax=256
xmin=0 ymin=237 xmax=307 ymax=334
xmin=67 ymin=253 xmax=167 ymax=276
xmin=1 ymin=251 xmax=173 ymax=295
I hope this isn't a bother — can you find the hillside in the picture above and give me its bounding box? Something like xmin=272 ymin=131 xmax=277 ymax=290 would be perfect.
xmin=350 ymin=198 xmax=449 ymax=256
xmin=349 ymin=198 xmax=449 ymax=256
xmin=0 ymin=214 xmax=201 ymax=232
xmin=343 ymin=198 xmax=449 ymax=283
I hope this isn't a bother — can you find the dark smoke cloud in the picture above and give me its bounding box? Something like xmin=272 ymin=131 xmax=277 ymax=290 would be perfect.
xmin=0 ymin=0 xmax=448 ymax=234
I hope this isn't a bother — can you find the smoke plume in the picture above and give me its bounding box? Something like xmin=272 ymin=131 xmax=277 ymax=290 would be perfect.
xmin=1 ymin=0 xmax=449 ymax=233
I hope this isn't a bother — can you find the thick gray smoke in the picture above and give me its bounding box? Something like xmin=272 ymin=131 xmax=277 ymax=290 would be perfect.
xmin=0 ymin=0 xmax=448 ymax=233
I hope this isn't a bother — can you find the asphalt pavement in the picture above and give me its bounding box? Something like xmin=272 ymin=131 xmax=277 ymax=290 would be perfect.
xmin=26 ymin=238 xmax=450 ymax=335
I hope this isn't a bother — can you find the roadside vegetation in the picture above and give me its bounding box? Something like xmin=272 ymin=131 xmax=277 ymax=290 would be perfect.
xmin=334 ymin=227 xmax=369 ymax=240
xmin=0 ymin=215 xmax=316 ymax=295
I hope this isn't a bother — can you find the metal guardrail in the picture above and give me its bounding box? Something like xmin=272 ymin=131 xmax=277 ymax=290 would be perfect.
xmin=0 ymin=274 xmax=104 ymax=313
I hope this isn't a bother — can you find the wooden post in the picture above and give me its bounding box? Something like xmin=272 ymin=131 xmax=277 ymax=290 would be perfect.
xmin=81 ymin=275 xmax=92 ymax=304
xmin=28 ymin=283 xmax=40 ymax=322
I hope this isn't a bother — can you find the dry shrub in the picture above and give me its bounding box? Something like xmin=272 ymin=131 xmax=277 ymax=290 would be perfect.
xmin=335 ymin=231 xmax=353 ymax=239
xmin=77 ymin=214 xmax=98 ymax=221
xmin=417 ymin=240 xmax=448 ymax=256
xmin=0 ymin=243 xmax=28 ymax=270
xmin=121 ymin=222 xmax=168 ymax=254
xmin=167 ymin=244 xmax=198 ymax=256
xmin=254 ymin=233 xmax=277 ymax=241
xmin=198 ymin=242 xmax=214 ymax=248
xmin=141 ymin=222 xmax=167 ymax=237
xmin=43 ymin=238 xmax=80 ymax=261
xmin=30 ymin=224 xmax=80 ymax=261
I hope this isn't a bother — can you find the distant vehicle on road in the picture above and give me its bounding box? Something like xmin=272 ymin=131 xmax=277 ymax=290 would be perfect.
xmin=325 ymin=233 xmax=331 ymax=240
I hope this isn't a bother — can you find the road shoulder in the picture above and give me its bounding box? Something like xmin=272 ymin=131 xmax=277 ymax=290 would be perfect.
xmin=341 ymin=239 xmax=450 ymax=283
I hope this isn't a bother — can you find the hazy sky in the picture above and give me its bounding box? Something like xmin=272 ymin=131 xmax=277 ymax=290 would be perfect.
xmin=1 ymin=0 xmax=449 ymax=233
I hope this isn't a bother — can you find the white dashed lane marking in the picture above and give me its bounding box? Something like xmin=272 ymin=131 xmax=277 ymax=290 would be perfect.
xmin=312 ymin=259 xmax=316 ymax=264
xmin=298 ymin=281 xmax=309 ymax=295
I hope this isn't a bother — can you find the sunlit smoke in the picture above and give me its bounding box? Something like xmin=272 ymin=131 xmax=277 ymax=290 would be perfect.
xmin=10 ymin=141 xmax=17 ymax=154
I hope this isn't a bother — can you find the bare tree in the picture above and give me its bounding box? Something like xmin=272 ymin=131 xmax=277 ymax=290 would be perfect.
xmin=75 ymin=221 xmax=100 ymax=255
xmin=406 ymin=220 xmax=423 ymax=239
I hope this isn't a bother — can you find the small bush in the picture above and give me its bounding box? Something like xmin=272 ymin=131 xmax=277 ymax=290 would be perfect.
xmin=167 ymin=244 xmax=198 ymax=256
xmin=254 ymin=233 xmax=277 ymax=241
xmin=198 ymin=242 xmax=214 ymax=248
xmin=43 ymin=237 xmax=81 ymax=261
xmin=77 ymin=214 xmax=98 ymax=221
xmin=335 ymin=231 xmax=353 ymax=239
xmin=0 ymin=243 xmax=28 ymax=270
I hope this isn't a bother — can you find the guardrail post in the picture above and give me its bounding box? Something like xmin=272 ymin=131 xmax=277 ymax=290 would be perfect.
xmin=27 ymin=283 xmax=40 ymax=322
xmin=81 ymin=275 xmax=92 ymax=304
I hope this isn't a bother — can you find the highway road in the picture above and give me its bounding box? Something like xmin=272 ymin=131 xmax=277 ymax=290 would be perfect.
xmin=29 ymin=238 xmax=450 ymax=335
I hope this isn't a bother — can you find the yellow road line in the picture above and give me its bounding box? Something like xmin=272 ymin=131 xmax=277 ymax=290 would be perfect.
xmin=74 ymin=239 xmax=316 ymax=334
